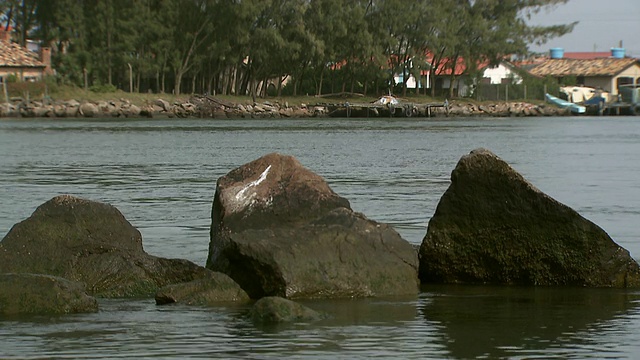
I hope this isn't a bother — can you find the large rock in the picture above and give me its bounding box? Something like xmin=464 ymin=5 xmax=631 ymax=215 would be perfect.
xmin=155 ymin=98 xmax=171 ymax=112
xmin=79 ymin=102 xmax=99 ymax=117
xmin=207 ymin=153 xmax=419 ymax=299
xmin=419 ymin=148 xmax=640 ymax=287
xmin=155 ymin=271 xmax=249 ymax=305
xmin=0 ymin=273 xmax=98 ymax=315
xmin=0 ymin=195 xmax=212 ymax=297
xmin=249 ymin=296 xmax=324 ymax=323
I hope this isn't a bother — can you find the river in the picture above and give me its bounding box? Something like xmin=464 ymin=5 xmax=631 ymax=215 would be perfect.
xmin=0 ymin=116 xmax=639 ymax=359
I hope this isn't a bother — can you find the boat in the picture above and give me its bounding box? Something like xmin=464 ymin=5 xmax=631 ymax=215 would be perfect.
xmin=559 ymin=86 xmax=610 ymax=104
xmin=559 ymin=86 xmax=611 ymax=114
xmin=545 ymin=93 xmax=586 ymax=114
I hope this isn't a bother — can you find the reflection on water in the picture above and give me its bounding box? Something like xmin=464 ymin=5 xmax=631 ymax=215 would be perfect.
xmin=2 ymin=290 xmax=639 ymax=358
xmin=1 ymin=117 xmax=640 ymax=358
xmin=422 ymin=285 xmax=640 ymax=359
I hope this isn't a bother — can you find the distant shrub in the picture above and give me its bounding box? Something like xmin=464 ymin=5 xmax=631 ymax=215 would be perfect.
xmin=6 ymin=81 xmax=47 ymax=99
xmin=5 ymin=74 xmax=19 ymax=83
xmin=90 ymin=83 xmax=118 ymax=93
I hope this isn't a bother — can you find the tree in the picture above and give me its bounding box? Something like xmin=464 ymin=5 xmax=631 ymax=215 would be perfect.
xmin=166 ymin=0 xmax=214 ymax=95
xmin=1 ymin=0 xmax=575 ymax=97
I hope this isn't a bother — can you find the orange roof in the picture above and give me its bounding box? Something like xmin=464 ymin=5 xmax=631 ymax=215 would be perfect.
xmin=420 ymin=56 xmax=491 ymax=76
xmin=0 ymin=39 xmax=46 ymax=68
xmin=529 ymin=58 xmax=639 ymax=77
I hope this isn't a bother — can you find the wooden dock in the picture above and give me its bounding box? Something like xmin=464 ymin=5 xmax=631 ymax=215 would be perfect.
xmin=600 ymin=102 xmax=639 ymax=116
xmin=324 ymin=101 xmax=450 ymax=118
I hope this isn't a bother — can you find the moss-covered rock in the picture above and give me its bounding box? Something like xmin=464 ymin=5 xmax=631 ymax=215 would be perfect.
xmin=0 ymin=273 xmax=98 ymax=315
xmin=419 ymin=148 xmax=640 ymax=287
xmin=249 ymin=296 xmax=324 ymax=323
xmin=155 ymin=270 xmax=250 ymax=305
xmin=207 ymin=153 xmax=419 ymax=299
xmin=0 ymin=195 xmax=213 ymax=298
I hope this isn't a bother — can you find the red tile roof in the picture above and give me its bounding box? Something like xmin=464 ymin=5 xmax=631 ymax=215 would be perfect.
xmin=562 ymin=52 xmax=613 ymax=60
xmin=0 ymin=39 xmax=46 ymax=68
xmin=419 ymin=54 xmax=485 ymax=77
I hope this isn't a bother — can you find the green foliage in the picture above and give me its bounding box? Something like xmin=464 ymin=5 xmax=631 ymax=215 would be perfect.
xmin=1 ymin=0 xmax=573 ymax=99
xmin=5 ymin=73 xmax=18 ymax=83
xmin=558 ymin=75 xmax=578 ymax=87
xmin=6 ymin=80 xmax=46 ymax=98
xmin=89 ymin=83 xmax=118 ymax=93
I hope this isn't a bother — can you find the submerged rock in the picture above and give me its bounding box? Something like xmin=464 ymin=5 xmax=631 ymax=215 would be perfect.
xmin=207 ymin=153 xmax=419 ymax=299
xmin=0 ymin=273 xmax=98 ymax=315
xmin=249 ymin=296 xmax=324 ymax=323
xmin=155 ymin=271 xmax=250 ymax=305
xmin=0 ymin=195 xmax=213 ymax=298
xmin=419 ymin=148 xmax=640 ymax=287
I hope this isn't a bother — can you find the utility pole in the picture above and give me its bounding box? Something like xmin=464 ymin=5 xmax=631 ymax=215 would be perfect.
xmin=2 ymin=76 xmax=8 ymax=105
xmin=128 ymin=63 xmax=133 ymax=93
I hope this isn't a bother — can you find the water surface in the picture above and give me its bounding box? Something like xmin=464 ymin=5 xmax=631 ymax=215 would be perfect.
xmin=1 ymin=116 xmax=639 ymax=358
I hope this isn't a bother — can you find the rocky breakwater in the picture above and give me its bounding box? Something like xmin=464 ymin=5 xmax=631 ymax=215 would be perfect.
xmin=446 ymin=101 xmax=569 ymax=117
xmin=419 ymin=148 xmax=640 ymax=287
xmin=1 ymin=94 xmax=567 ymax=119
xmin=188 ymin=95 xmax=322 ymax=118
xmin=0 ymin=95 xmax=321 ymax=119
xmin=206 ymin=152 xmax=420 ymax=300
xmin=3 ymin=98 xmax=154 ymax=118
xmin=0 ymin=195 xmax=248 ymax=314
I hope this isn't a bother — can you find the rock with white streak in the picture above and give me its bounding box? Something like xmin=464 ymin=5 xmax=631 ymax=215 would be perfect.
xmin=206 ymin=153 xmax=419 ymax=300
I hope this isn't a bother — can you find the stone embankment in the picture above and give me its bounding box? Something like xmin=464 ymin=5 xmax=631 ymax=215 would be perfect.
xmin=0 ymin=94 xmax=570 ymax=119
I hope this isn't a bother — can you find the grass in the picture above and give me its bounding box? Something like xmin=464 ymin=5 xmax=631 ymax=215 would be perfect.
xmin=3 ymin=81 xmax=544 ymax=107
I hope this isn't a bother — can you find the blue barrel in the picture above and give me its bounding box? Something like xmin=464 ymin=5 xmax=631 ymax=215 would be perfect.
xmin=549 ymin=48 xmax=564 ymax=59
xmin=611 ymin=48 xmax=625 ymax=58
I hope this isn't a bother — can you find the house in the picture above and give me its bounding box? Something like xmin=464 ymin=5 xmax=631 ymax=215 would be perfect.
xmin=529 ymin=48 xmax=640 ymax=95
xmin=0 ymin=27 xmax=52 ymax=83
xmin=393 ymin=53 xmax=522 ymax=97
xmin=479 ymin=61 xmax=523 ymax=85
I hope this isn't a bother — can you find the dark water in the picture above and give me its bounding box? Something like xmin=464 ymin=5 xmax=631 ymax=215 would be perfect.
xmin=1 ymin=116 xmax=639 ymax=359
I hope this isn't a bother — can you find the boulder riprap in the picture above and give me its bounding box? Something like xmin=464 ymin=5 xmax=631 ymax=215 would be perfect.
xmin=249 ymin=296 xmax=324 ymax=323
xmin=0 ymin=195 xmax=213 ymax=298
xmin=0 ymin=273 xmax=98 ymax=315
xmin=419 ymin=148 xmax=640 ymax=287
xmin=155 ymin=271 xmax=249 ymax=305
xmin=207 ymin=153 xmax=419 ymax=299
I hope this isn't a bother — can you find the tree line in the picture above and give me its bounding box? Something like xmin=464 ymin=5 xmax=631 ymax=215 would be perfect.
xmin=0 ymin=0 xmax=574 ymax=99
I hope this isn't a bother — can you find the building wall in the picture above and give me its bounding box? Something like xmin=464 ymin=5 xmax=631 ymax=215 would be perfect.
xmin=483 ymin=64 xmax=522 ymax=85
xmin=609 ymin=64 xmax=640 ymax=95
xmin=0 ymin=67 xmax=45 ymax=81
xmin=581 ymin=65 xmax=640 ymax=95
xmin=582 ymin=76 xmax=612 ymax=93
xmin=617 ymin=64 xmax=640 ymax=85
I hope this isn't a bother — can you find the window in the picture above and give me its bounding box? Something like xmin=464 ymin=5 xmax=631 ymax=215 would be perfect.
xmin=617 ymin=77 xmax=634 ymax=92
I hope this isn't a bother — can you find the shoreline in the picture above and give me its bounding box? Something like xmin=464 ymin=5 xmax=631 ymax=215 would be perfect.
xmin=0 ymin=94 xmax=574 ymax=119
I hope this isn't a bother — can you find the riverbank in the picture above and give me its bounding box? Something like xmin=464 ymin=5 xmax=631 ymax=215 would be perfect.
xmin=0 ymin=94 xmax=572 ymax=119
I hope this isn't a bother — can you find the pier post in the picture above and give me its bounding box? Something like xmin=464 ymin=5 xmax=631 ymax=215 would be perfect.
xmin=2 ymin=77 xmax=8 ymax=106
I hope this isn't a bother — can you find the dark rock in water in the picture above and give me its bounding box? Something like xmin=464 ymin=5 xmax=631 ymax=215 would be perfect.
xmin=249 ymin=296 xmax=324 ymax=323
xmin=155 ymin=270 xmax=250 ymax=305
xmin=419 ymin=148 xmax=640 ymax=287
xmin=0 ymin=273 xmax=98 ymax=315
xmin=0 ymin=195 xmax=212 ymax=298
xmin=207 ymin=153 xmax=419 ymax=299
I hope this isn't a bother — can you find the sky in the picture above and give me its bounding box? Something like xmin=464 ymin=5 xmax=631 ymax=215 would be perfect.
xmin=526 ymin=0 xmax=640 ymax=57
